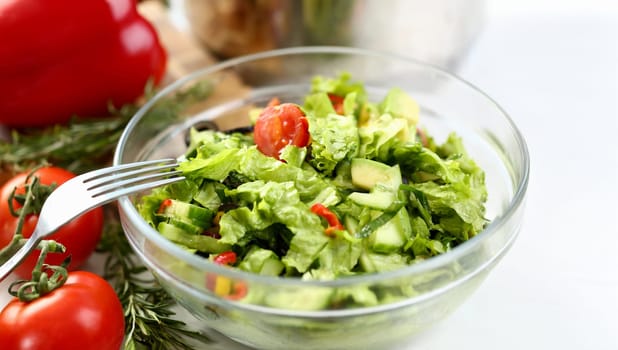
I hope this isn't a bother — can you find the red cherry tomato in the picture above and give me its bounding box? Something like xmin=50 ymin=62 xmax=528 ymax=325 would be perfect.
xmin=0 ymin=167 xmax=104 ymax=278
xmin=0 ymin=271 xmax=125 ymax=350
xmin=253 ymin=103 xmax=310 ymax=159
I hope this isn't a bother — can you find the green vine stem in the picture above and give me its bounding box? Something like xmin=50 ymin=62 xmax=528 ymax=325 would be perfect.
xmin=0 ymin=175 xmax=39 ymax=266
xmin=8 ymin=242 xmax=68 ymax=302
xmin=0 ymin=170 xmax=69 ymax=301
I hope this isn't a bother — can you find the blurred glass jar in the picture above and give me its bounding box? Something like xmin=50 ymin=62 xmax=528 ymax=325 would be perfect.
xmin=171 ymin=0 xmax=486 ymax=69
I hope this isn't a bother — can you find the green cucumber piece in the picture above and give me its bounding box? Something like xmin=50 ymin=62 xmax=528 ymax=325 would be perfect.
xmin=370 ymin=208 xmax=412 ymax=253
xmin=350 ymin=158 xmax=394 ymax=190
xmin=348 ymin=191 xmax=394 ymax=210
xmin=156 ymin=216 xmax=203 ymax=235
xmin=238 ymin=247 xmax=285 ymax=276
xmin=159 ymin=199 xmax=214 ymax=228
xmin=158 ymin=222 xmax=231 ymax=253
xmin=264 ymin=287 xmax=334 ymax=311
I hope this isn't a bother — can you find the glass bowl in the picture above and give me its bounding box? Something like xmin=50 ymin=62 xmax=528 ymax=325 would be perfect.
xmin=114 ymin=46 xmax=529 ymax=349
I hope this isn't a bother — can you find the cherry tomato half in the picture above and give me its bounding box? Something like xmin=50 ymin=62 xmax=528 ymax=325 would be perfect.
xmin=253 ymin=103 xmax=310 ymax=159
xmin=0 ymin=271 xmax=125 ymax=350
xmin=0 ymin=167 xmax=104 ymax=278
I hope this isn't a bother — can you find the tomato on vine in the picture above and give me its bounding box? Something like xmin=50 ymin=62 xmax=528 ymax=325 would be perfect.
xmin=253 ymin=102 xmax=310 ymax=159
xmin=0 ymin=167 xmax=104 ymax=278
xmin=0 ymin=271 xmax=125 ymax=350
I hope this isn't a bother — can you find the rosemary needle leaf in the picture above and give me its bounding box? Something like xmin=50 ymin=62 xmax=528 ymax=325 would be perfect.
xmin=0 ymin=80 xmax=212 ymax=174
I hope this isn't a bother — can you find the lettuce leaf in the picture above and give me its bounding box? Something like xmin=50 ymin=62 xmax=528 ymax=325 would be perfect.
xmin=358 ymin=113 xmax=408 ymax=160
xmin=179 ymin=134 xmax=341 ymax=207
xmin=238 ymin=148 xmax=341 ymax=207
xmin=311 ymin=72 xmax=366 ymax=101
xmin=304 ymin=93 xmax=359 ymax=175
xmin=316 ymin=235 xmax=362 ymax=275
xmin=378 ymin=87 xmax=420 ymax=127
xmin=220 ymin=181 xmax=330 ymax=272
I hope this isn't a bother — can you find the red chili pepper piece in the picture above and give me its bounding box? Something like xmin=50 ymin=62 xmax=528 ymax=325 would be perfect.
xmin=311 ymin=203 xmax=345 ymax=236
xmin=225 ymin=282 xmax=248 ymax=300
xmin=0 ymin=0 xmax=167 ymax=127
xmin=157 ymin=199 xmax=173 ymax=213
xmin=213 ymin=251 xmax=237 ymax=265
xmin=327 ymin=93 xmax=345 ymax=115
xmin=207 ymin=251 xmax=248 ymax=300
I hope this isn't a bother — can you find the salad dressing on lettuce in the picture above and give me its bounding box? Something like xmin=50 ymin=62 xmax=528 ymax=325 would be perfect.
xmin=138 ymin=73 xmax=488 ymax=306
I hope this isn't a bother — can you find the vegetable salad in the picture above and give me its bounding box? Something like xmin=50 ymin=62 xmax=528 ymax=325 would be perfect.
xmin=138 ymin=73 xmax=487 ymax=291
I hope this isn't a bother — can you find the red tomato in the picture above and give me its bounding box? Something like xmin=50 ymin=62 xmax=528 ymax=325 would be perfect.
xmin=0 ymin=271 xmax=125 ymax=350
xmin=0 ymin=167 xmax=104 ymax=278
xmin=253 ymin=103 xmax=310 ymax=159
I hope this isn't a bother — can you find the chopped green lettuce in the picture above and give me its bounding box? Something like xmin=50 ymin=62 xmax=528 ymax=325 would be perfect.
xmin=221 ymin=180 xmax=329 ymax=272
xmin=311 ymin=72 xmax=366 ymax=101
xmin=303 ymin=93 xmax=359 ymax=175
xmin=378 ymin=87 xmax=420 ymax=127
xmin=137 ymin=73 xmax=489 ymax=310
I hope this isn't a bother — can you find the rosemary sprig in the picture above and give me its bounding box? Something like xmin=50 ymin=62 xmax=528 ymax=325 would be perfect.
xmin=0 ymin=108 xmax=132 ymax=174
xmin=0 ymin=99 xmax=140 ymax=175
xmin=98 ymin=209 xmax=211 ymax=350
xmin=0 ymin=80 xmax=212 ymax=175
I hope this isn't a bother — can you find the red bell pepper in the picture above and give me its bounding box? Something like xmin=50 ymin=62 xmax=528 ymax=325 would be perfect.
xmin=0 ymin=0 xmax=167 ymax=127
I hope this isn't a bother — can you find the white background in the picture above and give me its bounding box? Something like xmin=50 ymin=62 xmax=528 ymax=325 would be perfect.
xmin=404 ymin=1 xmax=618 ymax=349
xmin=2 ymin=1 xmax=617 ymax=349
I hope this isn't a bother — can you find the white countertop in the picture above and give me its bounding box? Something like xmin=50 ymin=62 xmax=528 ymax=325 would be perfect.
xmin=1 ymin=1 xmax=616 ymax=349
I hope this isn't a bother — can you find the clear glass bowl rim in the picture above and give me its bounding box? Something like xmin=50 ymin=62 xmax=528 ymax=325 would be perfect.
xmin=114 ymin=46 xmax=530 ymax=289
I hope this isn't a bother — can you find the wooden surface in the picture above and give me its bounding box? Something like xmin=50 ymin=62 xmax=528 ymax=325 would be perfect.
xmin=138 ymin=1 xmax=217 ymax=85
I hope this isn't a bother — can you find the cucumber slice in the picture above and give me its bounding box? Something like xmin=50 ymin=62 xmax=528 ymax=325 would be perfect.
xmin=238 ymin=247 xmax=284 ymax=276
xmin=159 ymin=199 xmax=214 ymax=228
xmin=370 ymin=208 xmax=412 ymax=253
xmin=264 ymin=287 xmax=333 ymax=311
xmin=348 ymin=191 xmax=394 ymax=210
xmin=158 ymin=222 xmax=231 ymax=253
xmin=155 ymin=216 xmax=202 ymax=235
xmin=350 ymin=158 xmax=393 ymax=190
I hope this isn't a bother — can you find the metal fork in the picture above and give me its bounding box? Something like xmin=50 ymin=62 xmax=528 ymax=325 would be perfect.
xmin=0 ymin=158 xmax=185 ymax=282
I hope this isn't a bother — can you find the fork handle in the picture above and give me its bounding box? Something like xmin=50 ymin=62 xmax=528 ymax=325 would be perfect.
xmin=0 ymin=237 xmax=41 ymax=282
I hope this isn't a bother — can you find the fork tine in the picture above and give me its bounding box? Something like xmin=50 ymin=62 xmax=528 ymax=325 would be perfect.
xmin=84 ymin=162 xmax=179 ymax=190
xmin=80 ymin=158 xmax=177 ymax=183
xmin=92 ymin=176 xmax=185 ymax=205
xmin=90 ymin=170 xmax=184 ymax=197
